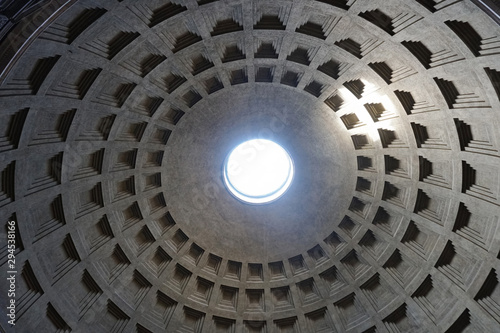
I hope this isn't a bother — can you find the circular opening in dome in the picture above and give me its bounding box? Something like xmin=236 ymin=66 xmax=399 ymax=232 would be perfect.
xmin=223 ymin=139 xmax=294 ymax=204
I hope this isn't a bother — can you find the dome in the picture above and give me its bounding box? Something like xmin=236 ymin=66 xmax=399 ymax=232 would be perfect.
xmin=1 ymin=0 xmax=500 ymax=332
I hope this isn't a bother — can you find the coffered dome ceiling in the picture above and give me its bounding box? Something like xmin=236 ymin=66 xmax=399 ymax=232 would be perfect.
xmin=1 ymin=0 xmax=500 ymax=332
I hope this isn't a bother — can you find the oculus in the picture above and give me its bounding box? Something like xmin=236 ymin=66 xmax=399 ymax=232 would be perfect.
xmin=223 ymin=139 xmax=294 ymax=204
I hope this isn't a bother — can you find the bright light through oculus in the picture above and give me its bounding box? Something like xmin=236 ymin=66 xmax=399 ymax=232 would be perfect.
xmin=223 ymin=139 xmax=294 ymax=204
